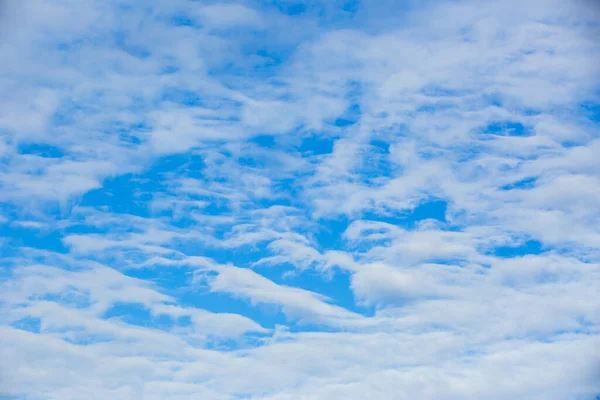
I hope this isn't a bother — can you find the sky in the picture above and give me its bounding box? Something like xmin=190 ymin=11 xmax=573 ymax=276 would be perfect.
xmin=0 ymin=0 xmax=599 ymax=399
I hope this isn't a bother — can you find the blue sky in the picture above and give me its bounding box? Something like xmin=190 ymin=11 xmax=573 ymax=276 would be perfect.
xmin=1 ymin=0 xmax=600 ymax=399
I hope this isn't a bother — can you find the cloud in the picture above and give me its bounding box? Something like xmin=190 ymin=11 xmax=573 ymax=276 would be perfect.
xmin=198 ymin=264 xmax=363 ymax=324
xmin=1 ymin=0 xmax=599 ymax=399
xmin=199 ymin=3 xmax=265 ymax=29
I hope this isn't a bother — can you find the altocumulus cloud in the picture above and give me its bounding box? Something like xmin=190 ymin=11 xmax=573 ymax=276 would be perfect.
xmin=1 ymin=0 xmax=600 ymax=399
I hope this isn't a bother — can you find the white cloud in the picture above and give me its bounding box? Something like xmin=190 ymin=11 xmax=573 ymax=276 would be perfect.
xmin=199 ymin=3 xmax=264 ymax=29
xmin=199 ymin=264 xmax=363 ymax=324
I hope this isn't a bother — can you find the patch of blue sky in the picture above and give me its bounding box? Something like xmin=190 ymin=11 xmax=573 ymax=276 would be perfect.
xmin=17 ymin=143 xmax=65 ymax=158
xmin=80 ymin=174 xmax=156 ymax=217
xmin=333 ymin=103 xmax=361 ymax=127
xmin=310 ymin=215 xmax=348 ymax=249
xmin=273 ymin=1 xmax=308 ymax=16
xmin=10 ymin=317 xmax=41 ymax=334
xmin=253 ymin=48 xmax=291 ymax=70
xmin=501 ymin=176 xmax=537 ymax=190
xmin=249 ymin=134 xmax=277 ymax=148
xmin=153 ymin=152 xmax=207 ymax=180
xmin=490 ymin=239 xmax=544 ymax=258
xmin=521 ymin=107 xmax=543 ymax=116
xmin=580 ymin=101 xmax=600 ymax=123
xmin=80 ymin=152 xmax=208 ymax=217
xmin=246 ymin=42 xmax=299 ymax=72
xmin=342 ymin=0 xmax=360 ymax=13
xmin=0 ymin=224 xmax=69 ymax=256
xmin=169 ymin=14 xmax=199 ymax=28
xmin=124 ymin=266 xmax=197 ymax=310
xmin=359 ymin=140 xmax=397 ymax=180
xmin=481 ymin=120 xmax=531 ymax=137
xmin=268 ymin=0 xmax=354 ymax=18
xmin=296 ymin=133 xmax=337 ymax=156
xmin=369 ymin=138 xmax=390 ymax=153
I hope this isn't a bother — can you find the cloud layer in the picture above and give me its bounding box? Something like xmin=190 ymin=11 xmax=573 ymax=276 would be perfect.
xmin=1 ymin=0 xmax=599 ymax=399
